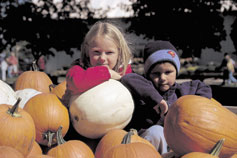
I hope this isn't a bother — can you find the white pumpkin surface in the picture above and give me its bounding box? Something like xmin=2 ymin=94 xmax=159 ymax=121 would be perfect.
xmin=69 ymin=79 xmax=134 ymax=139
xmin=0 ymin=80 xmax=17 ymax=105
xmin=15 ymin=88 xmax=42 ymax=108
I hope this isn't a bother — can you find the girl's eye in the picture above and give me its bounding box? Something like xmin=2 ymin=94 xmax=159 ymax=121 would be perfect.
xmin=93 ymin=51 xmax=101 ymax=55
xmin=106 ymin=51 xmax=113 ymax=55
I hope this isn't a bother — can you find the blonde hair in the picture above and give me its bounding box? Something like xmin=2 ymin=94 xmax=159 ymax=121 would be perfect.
xmin=80 ymin=21 xmax=132 ymax=75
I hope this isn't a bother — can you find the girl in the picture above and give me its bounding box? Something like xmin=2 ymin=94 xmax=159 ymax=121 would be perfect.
xmin=62 ymin=21 xmax=133 ymax=107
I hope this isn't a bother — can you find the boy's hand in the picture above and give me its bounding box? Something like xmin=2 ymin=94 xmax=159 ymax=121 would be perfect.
xmin=153 ymin=99 xmax=169 ymax=117
xmin=109 ymin=69 xmax=122 ymax=80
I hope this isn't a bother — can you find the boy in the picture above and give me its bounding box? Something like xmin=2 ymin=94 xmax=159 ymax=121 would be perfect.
xmin=121 ymin=40 xmax=212 ymax=154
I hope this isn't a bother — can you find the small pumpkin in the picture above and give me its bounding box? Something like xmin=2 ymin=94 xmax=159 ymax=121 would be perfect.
xmin=101 ymin=130 xmax=161 ymax=158
xmin=181 ymin=138 xmax=225 ymax=158
xmin=0 ymin=146 xmax=24 ymax=158
xmin=95 ymin=129 xmax=156 ymax=158
xmin=70 ymin=79 xmax=134 ymax=139
xmin=164 ymin=95 xmax=237 ymax=158
xmin=14 ymin=62 xmax=53 ymax=93
xmin=0 ymin=79 xmax=17 ymax=105
xmin=24 ymin=93 xmax=70 ymax=147
xmin=49 ymin=80 xmax=67 ymax=100
xmin=15 ymin=88 xmax=42 ymax=109
xmin=47 ymin=126 xmax=95 ymax=158
xmin=0 ymin=98 xmax=36 ymax=157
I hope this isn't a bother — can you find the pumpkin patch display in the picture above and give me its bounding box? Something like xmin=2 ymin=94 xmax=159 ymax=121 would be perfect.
xmin=0 ymin=98 xmax=36 ymax=157
xmin=47 ymin=126 xmax=95 ymax=158
xmin=14 ymin=62 xmax=53 ymax=93
xmin=95 ymin=129 xmax=156 ymax=158
xmin=24 ymin=93 xmax=70 ymax=147
xmin=69 ymin=79 xmax=134 ymax=139
xmin=164 ymin=95 xmax=237 ymax=158
xmin=0 ymin=79 xmax=17 ymax=105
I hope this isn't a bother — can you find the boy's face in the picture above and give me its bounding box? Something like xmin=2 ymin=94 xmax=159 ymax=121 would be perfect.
xmin=149 ymin=62 xmax=177 ymax=92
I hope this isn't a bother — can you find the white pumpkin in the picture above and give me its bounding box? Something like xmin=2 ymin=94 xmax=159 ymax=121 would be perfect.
xmin=0 ymin=80 xmax=17 ymax=105
xmin=15 ymin=88 xmax=42 ymax=108
xmin=69 ymin=79 xmax=134 ymax=139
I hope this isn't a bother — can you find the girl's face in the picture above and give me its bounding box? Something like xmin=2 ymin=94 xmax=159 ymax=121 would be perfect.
xmin=88 ymin=36 xmax=119 ymax=70
xmin=149 ymin=62 xmax=176 ymax=92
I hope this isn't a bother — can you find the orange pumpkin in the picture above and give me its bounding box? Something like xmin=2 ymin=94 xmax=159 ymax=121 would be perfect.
xmin=50 ymin=80 xmax=67 ymax=100
xmin=181 ymin=138 xmax=225 ymax=158
xmin=24 ymin=93 xmax=70 ymax=147
xmin=47 ymin=126 xmax=95 ymax=158
xmin=27 ymin=141 xmax=43 ymax=157
xmin=95 ymin=129 xmax=156 ymax=158
xmin=14 ymin=62 xmax=53 ymax=93
xmin=0 ymin=146 xmax=24 ymax=158
xmin=164 ymin=95 xmax=237 ymax=158
xmin=101 ymin=132 xmax=161 ymax=158
xmin=0 ymin=98 xmax=36 ymax=157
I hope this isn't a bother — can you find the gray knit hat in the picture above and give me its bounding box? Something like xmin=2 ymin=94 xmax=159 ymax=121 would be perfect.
xmin=143 ymin=40 xmax=180 ymax=77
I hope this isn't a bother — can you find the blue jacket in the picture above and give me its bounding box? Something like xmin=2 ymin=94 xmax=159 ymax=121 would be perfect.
xmin=121 ymin=73 xmax=212 ymax=130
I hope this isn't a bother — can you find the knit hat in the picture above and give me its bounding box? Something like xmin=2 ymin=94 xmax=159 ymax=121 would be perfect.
xmin=144 ymin=40 xmax=180 ymax=77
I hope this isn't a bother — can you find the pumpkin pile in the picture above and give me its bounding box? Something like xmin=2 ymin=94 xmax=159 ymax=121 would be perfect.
xmin=2 ymin=61 xmax=237 ymax=158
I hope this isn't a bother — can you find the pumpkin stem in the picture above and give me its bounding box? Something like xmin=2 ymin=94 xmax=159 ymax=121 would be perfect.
xmin=49 ymin=84 xmax=56 ymax=92
xmin=7 ymin=98 xmax=22 ymax=117
xmin=56 ymin=126 xmax=66 ymax=145
xmin=210 ymin=138 xmax=225 ymax=156
xmin=43 ymin=131 xmax=55 ymax=147
xmin=32 ymin=60 xmax=39 ymax=71
xmin=121 ymin=129 xmax=136 ymax=144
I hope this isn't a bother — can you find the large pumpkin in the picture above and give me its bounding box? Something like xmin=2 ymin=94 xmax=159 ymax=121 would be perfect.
xmin=0 ymin=79 xmax=17 ymax=105
xmin=14 ymin=64 xmax=53 ymax=93
xmin=164 ymin=95 xmax=237 ymax=158
xmin=24 ymin=93 xmax=70 ymax=147
xmin=95 ymin=129 xmax=156 ymax=158
xmin=69 ymin=79 xmax=134 ymax=139
xmin=0 ymin=98 xmax=36 ymax=157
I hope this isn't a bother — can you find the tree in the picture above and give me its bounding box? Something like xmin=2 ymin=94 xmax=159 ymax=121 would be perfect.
xmin=127 ymin=0 xmax=228 ymax=58
xmin=0 ymin=0 xmax=108 ymax=60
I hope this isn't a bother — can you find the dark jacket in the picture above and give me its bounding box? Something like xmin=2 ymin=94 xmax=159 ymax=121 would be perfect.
xmin=121 ymin=73 xmax=212 ymax=130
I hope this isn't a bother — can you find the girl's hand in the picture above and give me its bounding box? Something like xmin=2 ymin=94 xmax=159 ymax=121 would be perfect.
xmin=109 ymin=69 xmax=122 ymax=80
xmin=153 ymin=99 xmax=169 ymax=117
